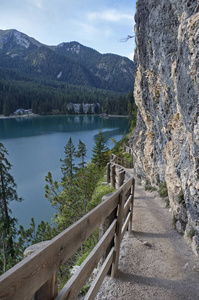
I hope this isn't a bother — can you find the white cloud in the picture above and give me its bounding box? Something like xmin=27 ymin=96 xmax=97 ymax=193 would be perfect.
xmin=33 ymin=0 xmax=43 ymax=9
xmin=75 ymin=21 xmax=99 ymax=39
xmin=0 ymin=0 xmax=137 ymax=58
xmin=87 ymin=9 xmax=134 ymax=25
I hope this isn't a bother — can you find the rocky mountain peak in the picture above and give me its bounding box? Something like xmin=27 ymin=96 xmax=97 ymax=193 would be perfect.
xmin=12 ymin=30 xmax=30 ymax=49
xmin=0 ymin=29 xmax=43 ymax=55
xmin=58 ymin=42 xmax=82 ymax=54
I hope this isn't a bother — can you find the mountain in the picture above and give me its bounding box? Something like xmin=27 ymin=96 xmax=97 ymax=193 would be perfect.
xmin=54 ymin=41 xmax=135 ymax=92
xmin=0 ymin=29 xmax=134 ymax=93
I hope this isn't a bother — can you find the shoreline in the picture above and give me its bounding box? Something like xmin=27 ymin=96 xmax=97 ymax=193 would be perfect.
xmin=0 ymin=113 xmax=128 ymax=119
xmin=0 ymin=113 xmax=38 ymax=119
xmin=108 ymin=114 xmax=128 ymax=118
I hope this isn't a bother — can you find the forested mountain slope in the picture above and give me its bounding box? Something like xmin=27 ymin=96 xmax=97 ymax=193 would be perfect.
xmin=0 ymin=29 xmax=135 ymax=115
xmin=0 ymin=29 xmax=134 ymax=93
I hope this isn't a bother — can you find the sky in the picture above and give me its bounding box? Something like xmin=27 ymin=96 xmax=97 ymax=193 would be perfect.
xmin=0 ymin=0 xmax=136 ymax=60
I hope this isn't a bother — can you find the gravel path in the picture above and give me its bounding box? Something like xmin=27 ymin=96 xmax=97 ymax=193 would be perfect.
xmin=95 ymin=181 xmax=199 ymax=300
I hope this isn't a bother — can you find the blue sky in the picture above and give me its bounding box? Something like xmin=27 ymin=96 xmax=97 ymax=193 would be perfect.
xmin=0 ymin=0 xmax=136 ymax=59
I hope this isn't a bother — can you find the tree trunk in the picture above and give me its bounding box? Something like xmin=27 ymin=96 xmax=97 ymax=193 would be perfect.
xmin=2 ymin=240 xmax=6 ymax=273
xmin=0 ymin=172 xmax=15 ymax=259
xmin=1 ymin=172 xmax=10 ymax=235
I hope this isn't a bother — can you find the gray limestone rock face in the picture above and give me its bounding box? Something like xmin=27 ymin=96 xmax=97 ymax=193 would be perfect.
xmin=130 ymin=0 xmax=199 ymax=253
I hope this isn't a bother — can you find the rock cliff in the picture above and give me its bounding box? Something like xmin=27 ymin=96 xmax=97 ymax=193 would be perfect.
xmin=130 ymin=0 xmax=199 ymax=255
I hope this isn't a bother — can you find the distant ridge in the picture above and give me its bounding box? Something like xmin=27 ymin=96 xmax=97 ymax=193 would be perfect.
xmin=0 ymin=29 xmax=134 ymax=93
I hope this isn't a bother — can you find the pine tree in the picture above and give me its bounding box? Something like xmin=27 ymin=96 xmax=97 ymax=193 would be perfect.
xmin=62 ymin=101 xmax=68 ymax=114
xmin=75 ymin=140 xmax=87 ymax=169
xmin=103 ymin=98 xmax=109 ymax=114
xmin=0 ymin=142 xmax=22 ymax=273
xmin=91 ymin=129 xmax=109 ymax=168
xmin=94 ymin=103 xmax=100 ymax=114
xmin=3 ymin=101 xmax=11 ymax=116
xmin=79 ymin=103 xmax=84 ymax=114
xmin=60 ymin=137 xmax=76 ymax=181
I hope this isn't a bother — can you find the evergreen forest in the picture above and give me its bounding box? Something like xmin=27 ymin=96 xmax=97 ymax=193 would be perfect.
xmin=0 ymin=76 xmax=134 ymax=116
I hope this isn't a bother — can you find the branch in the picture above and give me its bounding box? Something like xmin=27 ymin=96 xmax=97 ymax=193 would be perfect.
xmin=119 ymin=35 xmax=135 ymax=43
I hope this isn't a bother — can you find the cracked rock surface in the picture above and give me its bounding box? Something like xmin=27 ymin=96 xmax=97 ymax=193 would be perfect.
xmin=130 ymin=0 xmax=199 ymax=253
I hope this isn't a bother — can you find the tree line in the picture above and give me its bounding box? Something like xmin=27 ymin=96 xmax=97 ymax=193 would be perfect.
xmin=0 ymin=78 xmax=134 ymax=116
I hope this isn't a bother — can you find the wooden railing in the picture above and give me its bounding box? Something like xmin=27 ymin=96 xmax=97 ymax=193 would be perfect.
xmin=123 ymin=143 xmax=133 ymax=156
xmin=110 ymin=154 xmax=133 ymax=169
xmin=0 ymin=162 xmax=135 ymax=300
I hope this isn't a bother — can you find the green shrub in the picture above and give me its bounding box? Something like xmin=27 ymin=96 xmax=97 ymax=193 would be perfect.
xmin=122 ymin=152 xmax=134 ymax=166
xmin=178 ymin=192 xmax=186 ymax=207
xmin=88 ymin=179 xmax=115 ymax=210
xmin=136 ymin=0 xmax=140 ymax=9
xmin=158 ymin=182 xmax=168 ymax=197
xmin=145 ymin=185 xmax=157 ymax=192
xmin=186 ymin=227 xmax=196 ymax=239
xmin=144 ymin=179 xmax=157 ymax=192
xmin=156 ymin=90 xmax=160 ymax=98
xmin=111 ymin=133 xmax=128 ymax=156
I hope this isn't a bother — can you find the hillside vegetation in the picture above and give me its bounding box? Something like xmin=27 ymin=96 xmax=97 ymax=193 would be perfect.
xmin=0 ymin=29 xmax=135 ymax=116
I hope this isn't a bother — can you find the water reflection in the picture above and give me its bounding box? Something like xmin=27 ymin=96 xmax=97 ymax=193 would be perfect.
xmin=0 ymin=115 xmax=128 ymax=139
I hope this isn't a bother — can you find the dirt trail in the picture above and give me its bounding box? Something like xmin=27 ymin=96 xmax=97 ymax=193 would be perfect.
xmin=95 ymin=180 xmax=199 ymax=300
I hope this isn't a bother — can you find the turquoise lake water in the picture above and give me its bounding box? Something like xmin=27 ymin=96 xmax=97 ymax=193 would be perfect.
xmin=0 ymin=115 xmax=129 ymax=228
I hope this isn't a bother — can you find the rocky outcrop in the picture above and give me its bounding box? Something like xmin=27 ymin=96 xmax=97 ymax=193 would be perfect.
xmin=130 ymin=0 xmax=199 ymax=254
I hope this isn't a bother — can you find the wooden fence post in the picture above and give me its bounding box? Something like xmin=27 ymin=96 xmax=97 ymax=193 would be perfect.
xmin=129 ymin=178 xmax=135 ymax=232
xmin=111 ymin=164 xmax=116 ymax=189
xmin=118 ymin=169 xmax=125 ymax=188
xmin=24 ymin=242 xmax=58 ymax=300
xmin=111 ymin=191 xmax=125 ymax=278
xmin=107 ymin=162 xmax=111 ymax=184
xmin=98 ymin=193 xmax=117 ymax=274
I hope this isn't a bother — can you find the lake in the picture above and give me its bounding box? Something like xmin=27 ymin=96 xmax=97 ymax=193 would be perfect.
xmin=0 ymin=115 xmax=129 ymax=229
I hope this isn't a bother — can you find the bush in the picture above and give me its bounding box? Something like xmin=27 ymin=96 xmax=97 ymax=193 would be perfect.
xmin=186 ymin=227 xmax=196 ymax=239
xmin=178 ymin=192 xmax=186 ymax=207
xmin=123 ymin=152 xmax=133 ymax=162
xmin=111 ymin=133 xmax=128 ymax=156
xmin=88 ymin=172 xmax=115 ymax=210
xmin=144 ymin=179 xmax=157 ymax=192
xmin=158 ymin=182 xmax=168 ymax=197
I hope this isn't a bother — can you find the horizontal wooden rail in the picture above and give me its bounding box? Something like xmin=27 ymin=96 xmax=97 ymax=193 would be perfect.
xmin=85 ymin=248 xmax=114 ymax=300
xmin=122 ymin=212 xmax=132 ymax=240
xmin=55 ymin=219 xmax=117 ymax=300
xmin=110 ymin=154 xmax=133 ymax=169
xmin=123 ymin=144 xmax=133 ymax=156
xmin=0 ymin=171 xmax=135 ymax=300
xmin=124 ymin=194 xmax=132 ymax=219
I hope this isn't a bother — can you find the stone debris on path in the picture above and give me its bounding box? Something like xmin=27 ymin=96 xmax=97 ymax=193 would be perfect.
xmin=95 ymin=181 xmax=199 ymax=300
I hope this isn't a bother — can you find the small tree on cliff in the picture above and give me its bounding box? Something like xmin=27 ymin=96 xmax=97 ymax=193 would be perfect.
xmin=0 ymin=142 xmax=22 ymax=273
